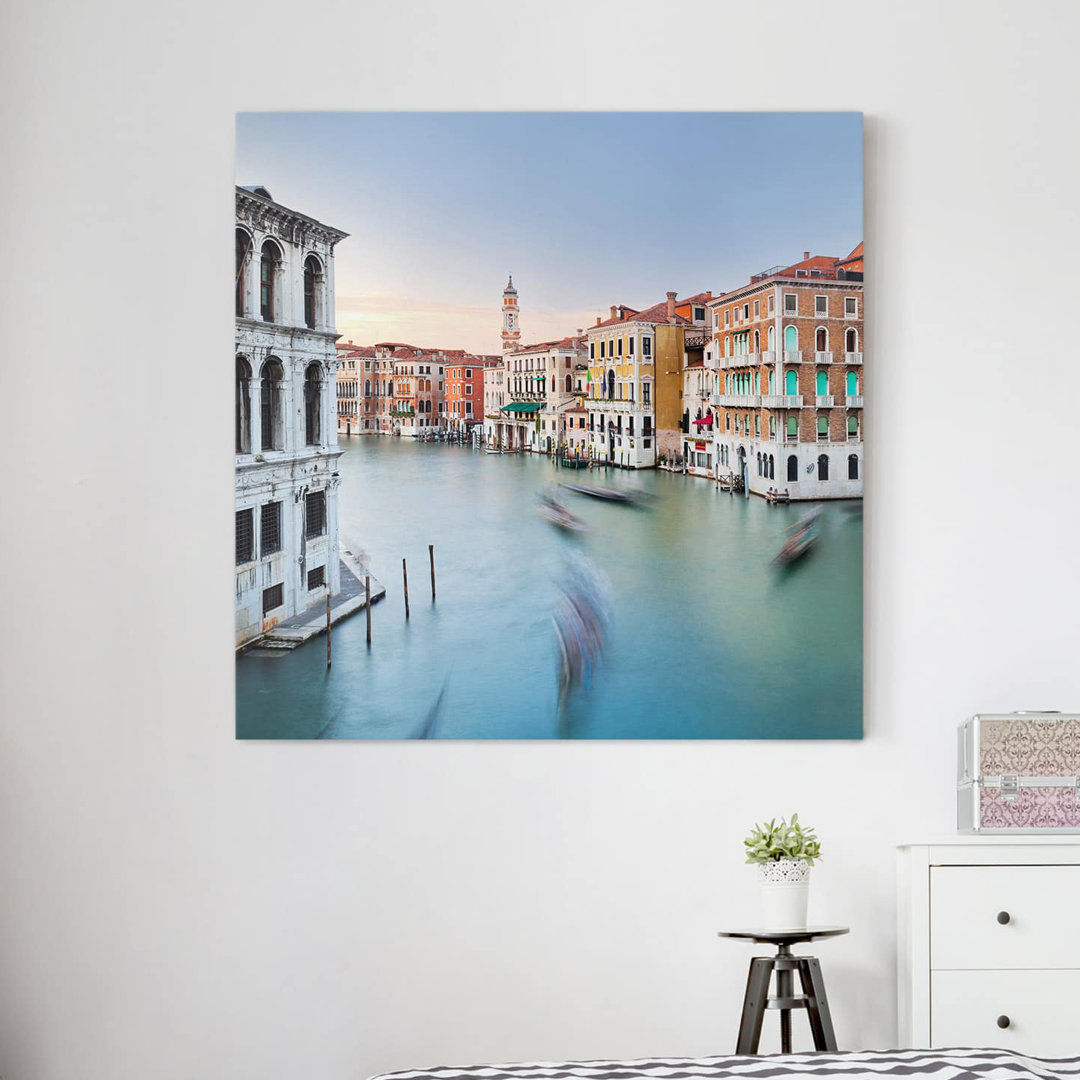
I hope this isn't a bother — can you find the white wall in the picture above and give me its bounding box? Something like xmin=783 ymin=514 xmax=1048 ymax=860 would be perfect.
xmin=2 ymin=2 xmax=1080 ymax=1078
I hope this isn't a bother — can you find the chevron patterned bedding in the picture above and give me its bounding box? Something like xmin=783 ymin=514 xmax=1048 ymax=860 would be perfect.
xmin=370 ymin=1049 xmax=1080 ymax=1080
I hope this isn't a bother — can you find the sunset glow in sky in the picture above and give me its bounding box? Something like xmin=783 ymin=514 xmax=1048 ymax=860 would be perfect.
xmin=236 ymin=112 xmax=863 ymax=354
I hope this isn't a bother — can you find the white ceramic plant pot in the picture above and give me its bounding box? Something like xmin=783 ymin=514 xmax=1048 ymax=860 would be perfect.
xmin=758 ymin=858 xmax=811 ymax=931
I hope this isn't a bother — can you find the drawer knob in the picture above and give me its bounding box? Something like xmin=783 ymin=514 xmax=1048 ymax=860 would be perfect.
xmin=996 ymin=911 xmax=1011 ymax=925
xmin=997 ymin=1015 xmax=1011 ymax=1029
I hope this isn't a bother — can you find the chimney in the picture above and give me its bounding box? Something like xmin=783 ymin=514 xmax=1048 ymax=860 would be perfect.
xmin=666 ymin=291 xmax=677 ymax=322
xmin=704 ymin=292 xmax=712 ymax=301
xmin=610 ymin=305 xmax=617 ymax=320
xmin=576 ymin=328 xmax=583 ymax=337
xmin=596 ymin=316 xmax=601 ymax=326
xmin=803 ymin=251 xmax=810 ymax=261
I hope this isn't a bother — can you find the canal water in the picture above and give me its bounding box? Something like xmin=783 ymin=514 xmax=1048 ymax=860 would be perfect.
xmin=236 ymin=438 xmax=862 ymax=739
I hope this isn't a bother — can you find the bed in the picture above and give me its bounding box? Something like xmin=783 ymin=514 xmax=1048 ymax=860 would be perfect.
xmin=370 ymin=1049 xmax=1080 ymax=1080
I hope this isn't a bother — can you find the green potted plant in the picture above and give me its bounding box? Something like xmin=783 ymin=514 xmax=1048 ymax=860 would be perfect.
xmin=744 ymin=813 xmax=822 ymax=930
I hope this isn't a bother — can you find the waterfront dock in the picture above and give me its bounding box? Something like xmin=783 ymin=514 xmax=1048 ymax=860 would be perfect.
xmin=245 ymin=546 xmax=386 ymax=654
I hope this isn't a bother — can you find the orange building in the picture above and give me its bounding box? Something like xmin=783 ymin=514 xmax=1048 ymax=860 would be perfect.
xmin=706 ymin=244 xmax=864 ymax=500
xmin=446 ymin=354 xmax=500 ymax=436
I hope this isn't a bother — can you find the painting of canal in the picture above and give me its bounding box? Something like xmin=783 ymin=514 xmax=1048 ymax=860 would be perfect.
xmin=235 ymin=112 xmax=864 ymax=739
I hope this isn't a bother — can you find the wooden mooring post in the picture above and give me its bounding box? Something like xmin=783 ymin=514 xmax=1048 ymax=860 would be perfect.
xmin=365 ymin=575 xmax=372 ymax=646
xmin=325 ymin=586 xmax=332 ymax=668
xmin=429 ymin=544 xmax=436 ymax=603
xmin=402 ymin=558 xmax=410 ymax=620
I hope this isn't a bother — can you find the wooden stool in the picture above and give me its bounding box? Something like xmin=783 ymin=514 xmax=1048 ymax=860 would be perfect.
xmin=718 ymin=926 xmax=848 ymax=1054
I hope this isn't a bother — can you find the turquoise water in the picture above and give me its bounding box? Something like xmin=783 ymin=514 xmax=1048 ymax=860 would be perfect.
xmin=236 ymin=438 xmax=862 ymax=739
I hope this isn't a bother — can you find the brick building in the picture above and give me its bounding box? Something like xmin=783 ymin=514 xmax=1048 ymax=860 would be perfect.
xmin=446 ymin=354 xmax=500 ymax=437
xmin=706 ymin=246 xmax=864 ymax=499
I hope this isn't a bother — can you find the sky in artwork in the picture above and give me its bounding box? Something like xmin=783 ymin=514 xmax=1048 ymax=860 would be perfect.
xmin=236 ymin=112 xmax=863 ymax=355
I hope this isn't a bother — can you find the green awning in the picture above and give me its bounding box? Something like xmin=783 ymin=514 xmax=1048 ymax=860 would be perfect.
xmin=500 ymin=403 xmax=543 ymax=414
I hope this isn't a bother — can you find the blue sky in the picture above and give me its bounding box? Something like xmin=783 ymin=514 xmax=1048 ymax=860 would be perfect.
xmin=236 ymin=112 xmax=863 ymax=353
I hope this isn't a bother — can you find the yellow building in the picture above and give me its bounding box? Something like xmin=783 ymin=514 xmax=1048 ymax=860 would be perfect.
xmin=584 ymin=292 xmax=710 ymax=468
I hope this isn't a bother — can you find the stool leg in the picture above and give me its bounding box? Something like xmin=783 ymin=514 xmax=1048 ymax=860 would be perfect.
xmin=798 ymin=956 xmax=838 ymax=1051
xmin=776 ymin=963 xmax=793 ymax=1053
xmin=735 ymin=957 xmax=773 ymax=1055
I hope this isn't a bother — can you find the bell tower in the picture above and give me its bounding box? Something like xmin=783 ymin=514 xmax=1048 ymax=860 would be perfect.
xmin=501 ymin=275 xmax=520 ymax=353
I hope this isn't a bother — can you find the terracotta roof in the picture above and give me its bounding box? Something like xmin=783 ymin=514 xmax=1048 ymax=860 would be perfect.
xmin=515 ymin=339 xmax=566 ymax=353
xmin=374 ymin=341 xmax=415 ymax=349
xmin=838 ymin=241 xmax=864 ymax=265
xmin=626 ymin=298 xmax=691 ymax=326
xmin=678 ymin=292 xmax=714 ymax=306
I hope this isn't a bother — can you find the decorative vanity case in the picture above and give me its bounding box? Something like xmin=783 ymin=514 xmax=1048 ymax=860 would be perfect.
xmin=958 ymin=713 xmax=1080 ymax=832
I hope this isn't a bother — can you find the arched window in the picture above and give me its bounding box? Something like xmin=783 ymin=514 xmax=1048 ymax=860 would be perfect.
xmin=235 ymin=230 xmax=252 ymax=316
xmin=785 ymin=416 xmax=798 ymax=440
xmin=767 ymin=325 xmax=775 ymax=352
xmin=846 ymin=371 xmax=858 ymax=396
xmin=768 ymin=454 xmax=775 ymax=479
xmin=260 ymin=241 xmax=281 ymax=323
xmin=565 ymin=374 xmax=572 ymax=393
xmin=365 ymin=380 xmax=371 ymax=396
xmin=756 ymin=452 xmax=762 ymax=475
xmin=785 ymin=369 xmax=798 ymax=395
xmin=845 ymin=327 xmax=859 ymax=354
xmin=848 ymin=454 xmax=859 ymax=480
xmin=753 ymin=329 xmax=760 ymax=353
xmin=303 ymin=255 xmax=321 ymax=329
xmin=817 ymin=415 xmax=829 ymax=441
xmin=816 ymin=326 xmax=828 ymax=352
xmin=787 ymin=454 xmax=798 ymax=481
xmin=304 ymin=364 xmax=322 ymax=445
xmin=847 ymin=415 xmax=859 ymax=440
xmin=260 ymin=358 xmax=284 ymax=451
xmin=607 ymin=370 xmax=615 ymax=400
xmin=816 ymin=370 xmax=828 ymax=396
xmin=236 ymin=356 xmax=251 ymax=452
xmin=784 ymin=325 xmax=798 ymax=355
xmin=818 ymin=453 xmax=830 ymax=480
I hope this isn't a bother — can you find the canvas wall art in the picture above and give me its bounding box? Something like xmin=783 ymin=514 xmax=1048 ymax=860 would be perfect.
xmin=234 ymin=112 xmax=864 ymax=739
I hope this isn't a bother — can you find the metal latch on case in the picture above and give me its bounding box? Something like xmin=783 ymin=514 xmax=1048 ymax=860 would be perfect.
xmin=1000 ymin=775 xmax=1019 ymax=802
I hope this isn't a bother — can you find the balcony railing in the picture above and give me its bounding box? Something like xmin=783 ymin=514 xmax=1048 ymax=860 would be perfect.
xmin=846 ymin=395 xmax=864 ymax=408
xmin=724 ymin=354 xmax=756 ymax=368
xmin=815 ymin=395 xmax=835 ymax=407
xmin=814 ymin=351 xmax=834 ymax=364
xmin=761 ymin=350 xmax=776 ymax=364
xmin=845 ymin=351 xmax=864 ymax=365
xmin=762 ymin=395 xmax=804 ymax=408
xmin=784 ymin=350 xmax=803 ymax=363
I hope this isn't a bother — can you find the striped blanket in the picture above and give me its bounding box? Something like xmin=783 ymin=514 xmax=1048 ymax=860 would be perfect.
xmin=371 ymin=1049 xmax=1080 ymax=1080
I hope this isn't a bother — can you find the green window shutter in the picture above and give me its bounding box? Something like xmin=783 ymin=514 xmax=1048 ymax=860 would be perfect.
xmin=786 ymin=416 xmax=798 ymax=436
xmin=817 ymin=415 xmax=828 ymax=435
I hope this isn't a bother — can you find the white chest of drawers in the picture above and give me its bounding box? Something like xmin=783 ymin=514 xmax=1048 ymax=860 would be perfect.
xmin=898 ymin=839 xmax=1080 ymax=1056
